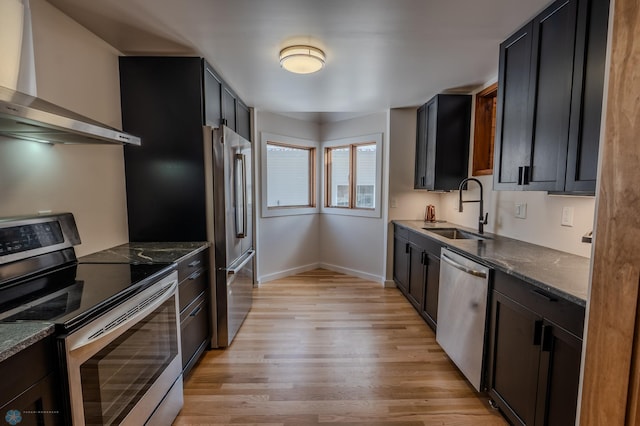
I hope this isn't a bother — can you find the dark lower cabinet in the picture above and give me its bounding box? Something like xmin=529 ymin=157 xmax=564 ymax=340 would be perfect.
xmin=407 ymin=243 xmax=426 ymax=309
xmin=489 ymin=291 xmax=543 ymax=425
xmin=393 ymin=226 xmax=410 ymax=294
xmin=422 ymin=253 xmax=440 ymax=328
xmin=393 ymin=225 xmax=442 ymax=331
xmin=487 ymin=270 xmax=584 ymax=426
xmin=177 ymin=248 xmax=211 ymax=376
xmin=0 ymin=335 xmax=62 ymax=425
xmin=536 ymin=320 xmax=582 ymax=426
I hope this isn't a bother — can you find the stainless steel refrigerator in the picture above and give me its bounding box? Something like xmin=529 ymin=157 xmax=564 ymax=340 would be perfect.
xmin=204 ymin=125 xmax=255 ymax=348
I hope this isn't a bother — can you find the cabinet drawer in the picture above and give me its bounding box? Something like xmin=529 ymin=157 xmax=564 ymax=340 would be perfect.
xmin=179 ymin=268 xmax=208 ymax=314
xmin=180 ymin=295 xmax=209 ymax=370
xmin=493 ymin=270 xmax=585 ymax=338
xmin=394 ymin=224 xmax=409 ymax=240
xmin=409 ymin=232 xmax=443 ymax=257
xmin=177 ymin=249 xmax=209 ymax=283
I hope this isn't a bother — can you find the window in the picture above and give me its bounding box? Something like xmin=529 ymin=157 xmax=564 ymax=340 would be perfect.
xmin=325 ymin=142 xmax=377 ymax=210
xmin=261 ymin=133 xmax=318 ymax=217
xmin=473 ymin=83 xmax=498 ymax=176
xmin=266 ymin=142 xmax=315 ymax=208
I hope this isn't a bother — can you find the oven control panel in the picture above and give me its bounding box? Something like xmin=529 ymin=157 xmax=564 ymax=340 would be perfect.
xmin=0 ymin=213 xmax=80 ymax=265
xmin=0 ymin=222 xmax=64 ymax=256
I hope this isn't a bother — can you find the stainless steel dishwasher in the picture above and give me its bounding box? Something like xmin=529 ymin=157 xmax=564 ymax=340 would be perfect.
xmin=436 ymin=248 xmax=490 ymax=391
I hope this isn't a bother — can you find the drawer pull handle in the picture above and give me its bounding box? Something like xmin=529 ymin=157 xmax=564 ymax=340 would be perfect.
xmin=188 ymin=270 xmax=203 ymax=280
xmin=530 ymin=289 xmax=557 ymax=302
xmin=188 ymin=260 xmax=201 ymax=268
xmin=189 ymin=305 xmax=203 ymax=317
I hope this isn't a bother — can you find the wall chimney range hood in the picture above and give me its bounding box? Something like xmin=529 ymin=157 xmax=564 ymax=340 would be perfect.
xmin=0 ymin=0 xmax=140 ymax=146
xmin=0 ymin=86 xmax=141 ymax=145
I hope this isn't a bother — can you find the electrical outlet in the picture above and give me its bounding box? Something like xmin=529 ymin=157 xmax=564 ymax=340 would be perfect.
xmin=561 ymin=206 xmax=574 ymax=227
xmin=515 ymin=203 xmax=527 ymax=219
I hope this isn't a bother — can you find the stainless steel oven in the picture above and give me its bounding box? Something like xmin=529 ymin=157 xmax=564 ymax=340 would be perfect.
xmin=0 ymin=213 xmax=185 ymax=425
xmin=62 ymin=271 xmax=182 ymax=425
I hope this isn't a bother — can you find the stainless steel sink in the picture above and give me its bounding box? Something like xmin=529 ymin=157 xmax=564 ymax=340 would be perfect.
xmin=423 ymin=228 xmax=489 ymax=240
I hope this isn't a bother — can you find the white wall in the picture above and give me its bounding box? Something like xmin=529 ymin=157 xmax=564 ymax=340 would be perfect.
xmin=254 ymin=111 xmax=321 ymax=282
xmin=319 ymin=112 xmax=389 ymax=283
xmin=441 ymin=177 xmax=595 ymax=258
xmin=439 ymin=83 xmax=596 ymax=258
xmin=0 ymin=0 xmax=129 ymax=256
xmin=386 ymin=108 xmax=442 ymax=281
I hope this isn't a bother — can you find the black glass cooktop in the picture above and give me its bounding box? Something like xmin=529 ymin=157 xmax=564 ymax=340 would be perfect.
xmin=0 ymin=262 xmax=174 ymax=332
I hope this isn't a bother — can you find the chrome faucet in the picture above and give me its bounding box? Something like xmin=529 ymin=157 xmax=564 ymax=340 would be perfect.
xmin=458 ymin=178 xmax=489 ymax=234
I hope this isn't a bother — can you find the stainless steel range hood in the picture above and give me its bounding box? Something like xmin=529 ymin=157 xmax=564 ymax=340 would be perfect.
xmin=0 ymin=86 xmax=140 ymax=145
xmin=0 ymin=0 xmax=140 ymax=146
xmin=0 ymin=86 xmax=141 ymax=145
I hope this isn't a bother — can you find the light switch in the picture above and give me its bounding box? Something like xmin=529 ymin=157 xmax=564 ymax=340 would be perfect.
xmin=561 ymin=206 xmax=574 ymax=227
xmin=515 ymin=203 xmax=527 ymax=219
xmin=390 ymin=197 xmax=397 ymax=208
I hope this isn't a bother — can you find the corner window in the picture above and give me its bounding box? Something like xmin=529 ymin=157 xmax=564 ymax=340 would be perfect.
xmin=266 ymin=142 xmax=315 ymax=208
xmin=261 ymin=133 xmax=319 ymax=217
xmin=322 ymin=133 xmax=383 ymax=218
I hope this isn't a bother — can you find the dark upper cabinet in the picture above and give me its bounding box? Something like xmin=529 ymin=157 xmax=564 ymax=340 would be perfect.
xmin=119 ymin=56 xmax=208 ymax=242
xmin=494 ymin=0 xmax=609 ymax=194
xmin=414 ymin=94 xmax=472 ymax=191
xmin=222 ymin=85 xmax=237 ymax=131
xmin=119 ymin=56 xmax=251 ymax=242
xmin=236 ymin=99 xmax=251 ymax=141
xmin=487 ymin=270 xmax=584 ymax=426
xmin=565 ymin=0 xmax=610 ymax=192
xmin=203 ymin=62 xmax=222 ymax=127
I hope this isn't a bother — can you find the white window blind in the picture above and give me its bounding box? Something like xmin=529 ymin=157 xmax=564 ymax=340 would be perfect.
xmin=266 ymin=143 xmax=314 ymax=208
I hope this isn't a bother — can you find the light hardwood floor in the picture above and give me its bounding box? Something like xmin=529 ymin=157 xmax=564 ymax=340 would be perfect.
xmin=175 ymin=269 xmax=507 ymax=425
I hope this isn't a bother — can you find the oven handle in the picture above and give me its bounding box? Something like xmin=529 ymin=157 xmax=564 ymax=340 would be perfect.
xmin=68 ymin=279 xmax=178 ymax=352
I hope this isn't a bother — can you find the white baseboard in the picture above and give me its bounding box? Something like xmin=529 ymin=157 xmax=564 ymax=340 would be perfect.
xmin=383 ymin=279 xmax=396 ymax=288
xmin=319 ymin=262 xmax=385 ymax=284
xmin=257 ymin=262 xmax=321 ymax=284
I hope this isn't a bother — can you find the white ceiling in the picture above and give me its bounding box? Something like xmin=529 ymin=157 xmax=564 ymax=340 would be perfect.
xmin=47 ymin=0 xmax=551 ymax=121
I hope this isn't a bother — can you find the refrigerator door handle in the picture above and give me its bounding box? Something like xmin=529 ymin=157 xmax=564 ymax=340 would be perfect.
xmin=226 ymin=250 xmax=256 ymax=275
xmin=235 ymin=153 xmax=247 ymax=238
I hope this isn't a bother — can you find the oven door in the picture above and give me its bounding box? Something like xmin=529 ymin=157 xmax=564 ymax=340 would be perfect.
xmin=62 ymin=271 xmax=182 ymax=426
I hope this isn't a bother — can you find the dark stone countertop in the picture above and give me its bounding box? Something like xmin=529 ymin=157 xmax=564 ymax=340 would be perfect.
xmin=0 ymin=322 xmax=54 ymax=363
xmin=79 ymin=241 xmax=210 ymax=264
xmin=393 ymin=220 xmax=591 ymax=306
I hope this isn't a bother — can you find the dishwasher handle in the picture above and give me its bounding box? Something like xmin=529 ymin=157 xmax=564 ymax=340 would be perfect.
xmin=441 ymin=253 xmax=487 ymax=278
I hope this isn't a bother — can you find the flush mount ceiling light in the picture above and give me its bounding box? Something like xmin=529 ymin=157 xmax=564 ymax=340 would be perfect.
xmin=279 ymin=45 xmax=325 ymax=74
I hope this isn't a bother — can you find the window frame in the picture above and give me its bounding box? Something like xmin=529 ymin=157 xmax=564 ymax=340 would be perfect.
xmin=321 ymin=133 xmax=383 ymax=218
xmin=260 ymin=132 xmax=319 ymax=218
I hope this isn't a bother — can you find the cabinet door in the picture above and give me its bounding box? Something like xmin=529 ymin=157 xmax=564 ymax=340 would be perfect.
xmin=525 ymin=0 xmax=578 ymax=191
xmin=424 ymin=99 xmax=438 ymax=190
xmin=0 ymin=373 xmax=61 ymax=426
xmin=494 ymin=23 xmax=533 ymax=190
xmin=236 ymin=99 xmax=251 ymax=141
xmin=488 ymin=290 xmax=541 ymax=426
xmin=393 ymin=236 xmax=410 ymax=293
xmin=222 ymin=86 xmax=237 ymax=131
xmin=423 ymin=253 xmax=440 ymax=329
xmin=535 ymin=320 xmax=582 ymax=426
xmin=408 ymin=244 xmax=426 ymax=310
xmin=565 ymin=0 xmax=610 ymax=193
xmin=203 ymin=62 xmax=222 ymax=127
xmin=414 ymin=104 xmax=427 ymax=189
